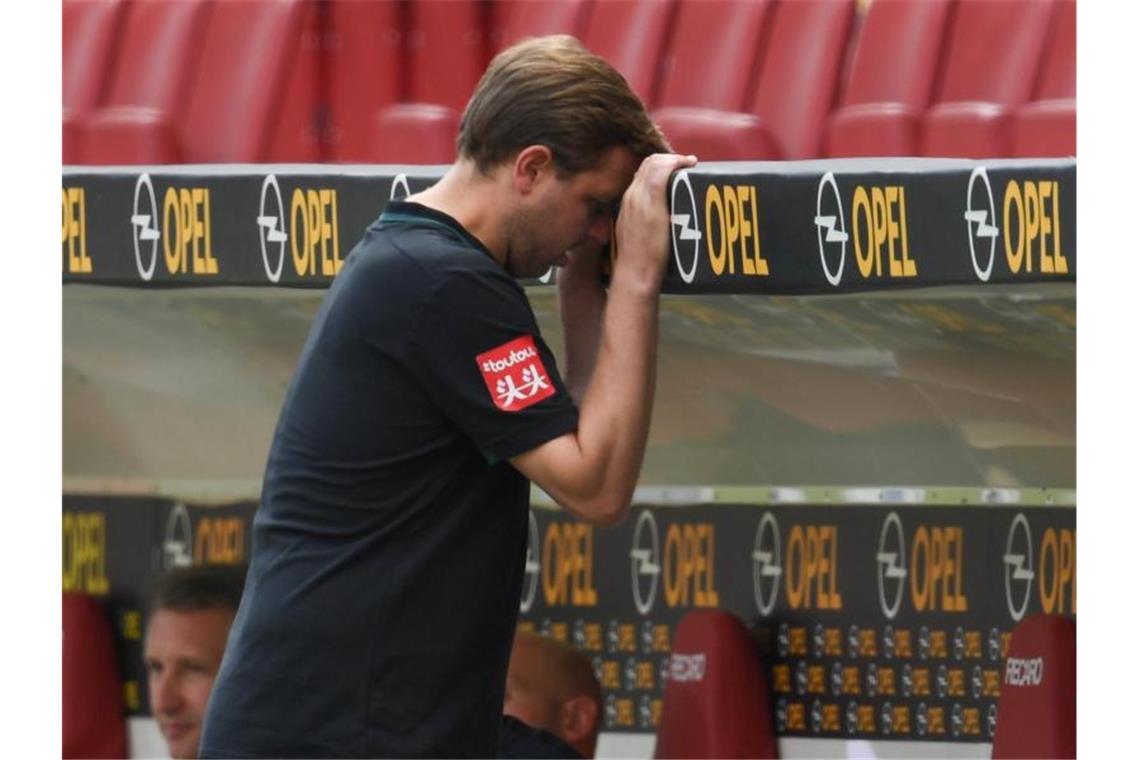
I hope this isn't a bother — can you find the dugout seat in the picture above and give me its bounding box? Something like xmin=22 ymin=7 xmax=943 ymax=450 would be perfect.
xmin=77 ymin=0 xmax=213 ymax=165
xmin=921 ymin=0 xmax=1056 ymax=158
xmin=649 ymin=108 xmax=781 ymax=160
xmin=991 ymin=614 xmax=1076 ymax=759
xmin=1011 ymin=0 xmax=1075 ymax=157
xmin=656 ymin=0 xmax=854 ymax=160
xmin=179 ymin=0 xmax=320 ymax=162
xmin=372 ymin=0 xmax=486 ymax=163
xmin=63 ymin=0 xmax=126 ymax=163
xmin=493 ymin=0 xmax=592 ymax=52
xmin=748 ymin=0 xmax=855 ymax=158
xmin=1010 ymin=99 xmax=1075 ymax=158
xmin=371 ymin=104 xmax=460 ymax=164
xmin=1031 ymin=0 xmax=1076 ymax=102
xmin=407 ymin=0 xmax=487 ymax=109
xmin=651 ymin=0 xmax=771 ymax=157
xmin=825 ymin=0 xmax=952 ymax=156
xmin=654 ymin=610 xmax=778 ymax=759
xmin=582 ymin=0 xmax=677 ymax=108
xmin=655 ymin=0 xmax=770 ymax=112
xmin=326 ymin=0 xmax=402 ymax=162
xmin=63 ymin=593 xmax=127 ymax=759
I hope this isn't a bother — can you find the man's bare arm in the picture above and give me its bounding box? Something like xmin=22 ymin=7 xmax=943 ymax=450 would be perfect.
xmin=511 ymin=153 xmax=697 ymax=525
xmin=557 ymin=242 xmax=606 ymax=404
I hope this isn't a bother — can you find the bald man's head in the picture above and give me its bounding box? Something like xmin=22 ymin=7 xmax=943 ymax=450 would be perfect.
xmin=504 ymin=630 xmax=602 ymax=758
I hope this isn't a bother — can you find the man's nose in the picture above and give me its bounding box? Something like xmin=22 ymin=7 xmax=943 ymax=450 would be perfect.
xmin=151 ymin=672 xmax=183 ymax=714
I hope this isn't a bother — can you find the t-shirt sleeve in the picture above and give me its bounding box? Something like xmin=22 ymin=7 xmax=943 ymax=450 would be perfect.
xmin=406 ymin=269 xmax=579 ymax=463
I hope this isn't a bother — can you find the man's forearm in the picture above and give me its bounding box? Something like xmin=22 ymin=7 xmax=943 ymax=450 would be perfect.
xmin=509 ymin=152 xmax=697 ymax=526
xmin=557 ymin=264 xmax=606 ymax=404
xmin=570 ymin=268 xmax=660 ymax=521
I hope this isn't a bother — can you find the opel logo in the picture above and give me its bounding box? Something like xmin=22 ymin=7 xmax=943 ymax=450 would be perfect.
xmin=1004 ymin=513 xmax=1035 ymax=621
xmin=131 ymin=173 xmax=160 ymax=281
xmin=965 ymin=166 xmax=999 ymax=282
xmin=877 ymin=512 xmax=907 ymax=619
xmin=390 ymin=173 xmax=411 ymax=200
xmin=752 ymin=511 xmax=782 ymax=616
xmin=815 ymin=171 xmax=848 ymax=287
xmin=162 ymin=503 xmax=193 ymax=569
xmin=669 ymin=170 xmax=702 ymax=284
xmin=630 ymin=510 xmax=661 ymax=615
xmin=257 ymin=174 xmax=288 ymax=283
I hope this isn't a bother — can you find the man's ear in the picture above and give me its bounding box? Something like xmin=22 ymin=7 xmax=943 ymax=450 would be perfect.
xmin=559 ymin=694 xmax=599 ymax=744
xmin=513 ymin=145 xmax=555 ymax=195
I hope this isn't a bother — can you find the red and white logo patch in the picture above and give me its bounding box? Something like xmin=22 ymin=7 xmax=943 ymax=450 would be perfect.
xmin=476 ymin=335 xmax=556 ymax=412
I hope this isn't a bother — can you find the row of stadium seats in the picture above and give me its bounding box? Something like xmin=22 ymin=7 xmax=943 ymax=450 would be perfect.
xmin=652 ymin=609 xmax=1075 ymax=758
xmin=63 ymin=0 xmax=1075 ymax=165
xmin=64 ymin=589 xmax=1074 ymax=758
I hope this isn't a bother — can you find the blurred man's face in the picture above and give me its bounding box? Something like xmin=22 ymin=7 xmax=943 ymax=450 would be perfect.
xmin=144 ymin=607 xmax=234 ymax=759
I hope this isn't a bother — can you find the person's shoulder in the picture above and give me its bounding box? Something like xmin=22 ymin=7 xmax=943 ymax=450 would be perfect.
xmin=375 ymin=203 xmax=499 ymax=268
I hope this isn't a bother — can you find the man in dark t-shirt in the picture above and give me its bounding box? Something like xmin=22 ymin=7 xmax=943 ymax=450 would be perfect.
xmin=201 ymin=35 xmax=696 ymax=758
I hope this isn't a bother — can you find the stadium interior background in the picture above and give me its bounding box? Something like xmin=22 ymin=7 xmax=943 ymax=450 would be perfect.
xmin=62 ymin=1 xmax=1076 ymax=758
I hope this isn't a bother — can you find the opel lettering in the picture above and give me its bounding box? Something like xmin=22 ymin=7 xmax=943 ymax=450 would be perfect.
xmin=1038 ymin=527 xmax=1076 ymax=615
xmin=1003 ymin=179 xmax=1067 ymax=276
xmin=785 ymin=524 xmax=842 ymax=610
xmin=851 ymin=185 xmax=917 ymax=281
xmin=704 ymin=184 xmax=769 ymax=278
xmin=542 ymin=521 xmax=598 ymax=607
xmin=62 ymin=187 xmax=92 ymax=274
xmin=910 ymin=525 xmax=968 ymax=612
xmin=662 ymin=522 xmax=719 ymax=608
xmin=62 ymin=512 xmax=110 ymax=595
xmin=162 ymin=186 xmax=218 ymax=275
xmin=291 ymin=188 xmax=341 ymax=277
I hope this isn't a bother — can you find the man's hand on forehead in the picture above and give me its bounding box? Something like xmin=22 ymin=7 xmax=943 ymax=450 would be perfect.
xmin=611 ymin=153 xmax=699 ymax=283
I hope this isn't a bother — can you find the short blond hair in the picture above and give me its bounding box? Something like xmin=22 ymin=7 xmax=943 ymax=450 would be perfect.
xmin=458 ymin=35 xmax=669 ymax=175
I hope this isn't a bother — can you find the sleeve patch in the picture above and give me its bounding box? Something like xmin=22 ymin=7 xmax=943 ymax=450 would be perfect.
xmin=475 ymin=335 xmax=557 ymax=412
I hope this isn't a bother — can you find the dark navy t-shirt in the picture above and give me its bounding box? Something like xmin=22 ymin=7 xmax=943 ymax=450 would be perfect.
xmin=200 ymin=202 xmax=579 ymax=758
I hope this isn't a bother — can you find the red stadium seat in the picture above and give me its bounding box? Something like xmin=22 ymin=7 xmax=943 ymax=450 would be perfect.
xmin=921 ymin=0 xmax=1056 ymax=157
xmin=654 ymin=610 xmax=778 ymax=759
xmin=655 ymin=0 xmax=771 ymax=111
xmin=372 ymin=104 xmax=460 ymax=164
xmin=326 ymin=0 xmax=403 ymax=162
xmin=63 ymin=0 xmax=126 ymax=163
xmin=493 ymin=0 xmax=592 ymax=52
xmin=407 ymin=0 xmax=488 ymax=109
xmin=749 ymin=0 xmax=855 ymax=158
xmin=79 ymin=107 xmax=183 ymax=165
xmin=826 ymin=0 xmax=952 ymax=156
xmin=583 ymin=0 xmax=677 ymax=108
xmin=372 ymin=0 xmax=487 ymax=164
xmin=992 ymin=614 xmax=1076 ymax=759
xmin=651 ymin=0 xmax=771 ymax=157
xmin=1011 ymin=0 xmax=1076 ymax=157
xmin=180 ymin=0 xmax=320 ymax=162
xmin=656 ymin=0 xmax=854 ymax=160
xmin=63 ymin=0 xmax=125 ymax=114
xmin=650 ymin=108 xmax=780 ymax=160
xmin=77 ymin=0 xmax=212 ymax=164
xmin=1033 ymin=0 xmax=1076 ymax=101
xmin=63 ymin=593 xmax=127 ymax=759
xmin=1011 ymin=98 xmax=1075 ymax=158
xmin=923 ymin=101 xmax=1016 ymax=159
